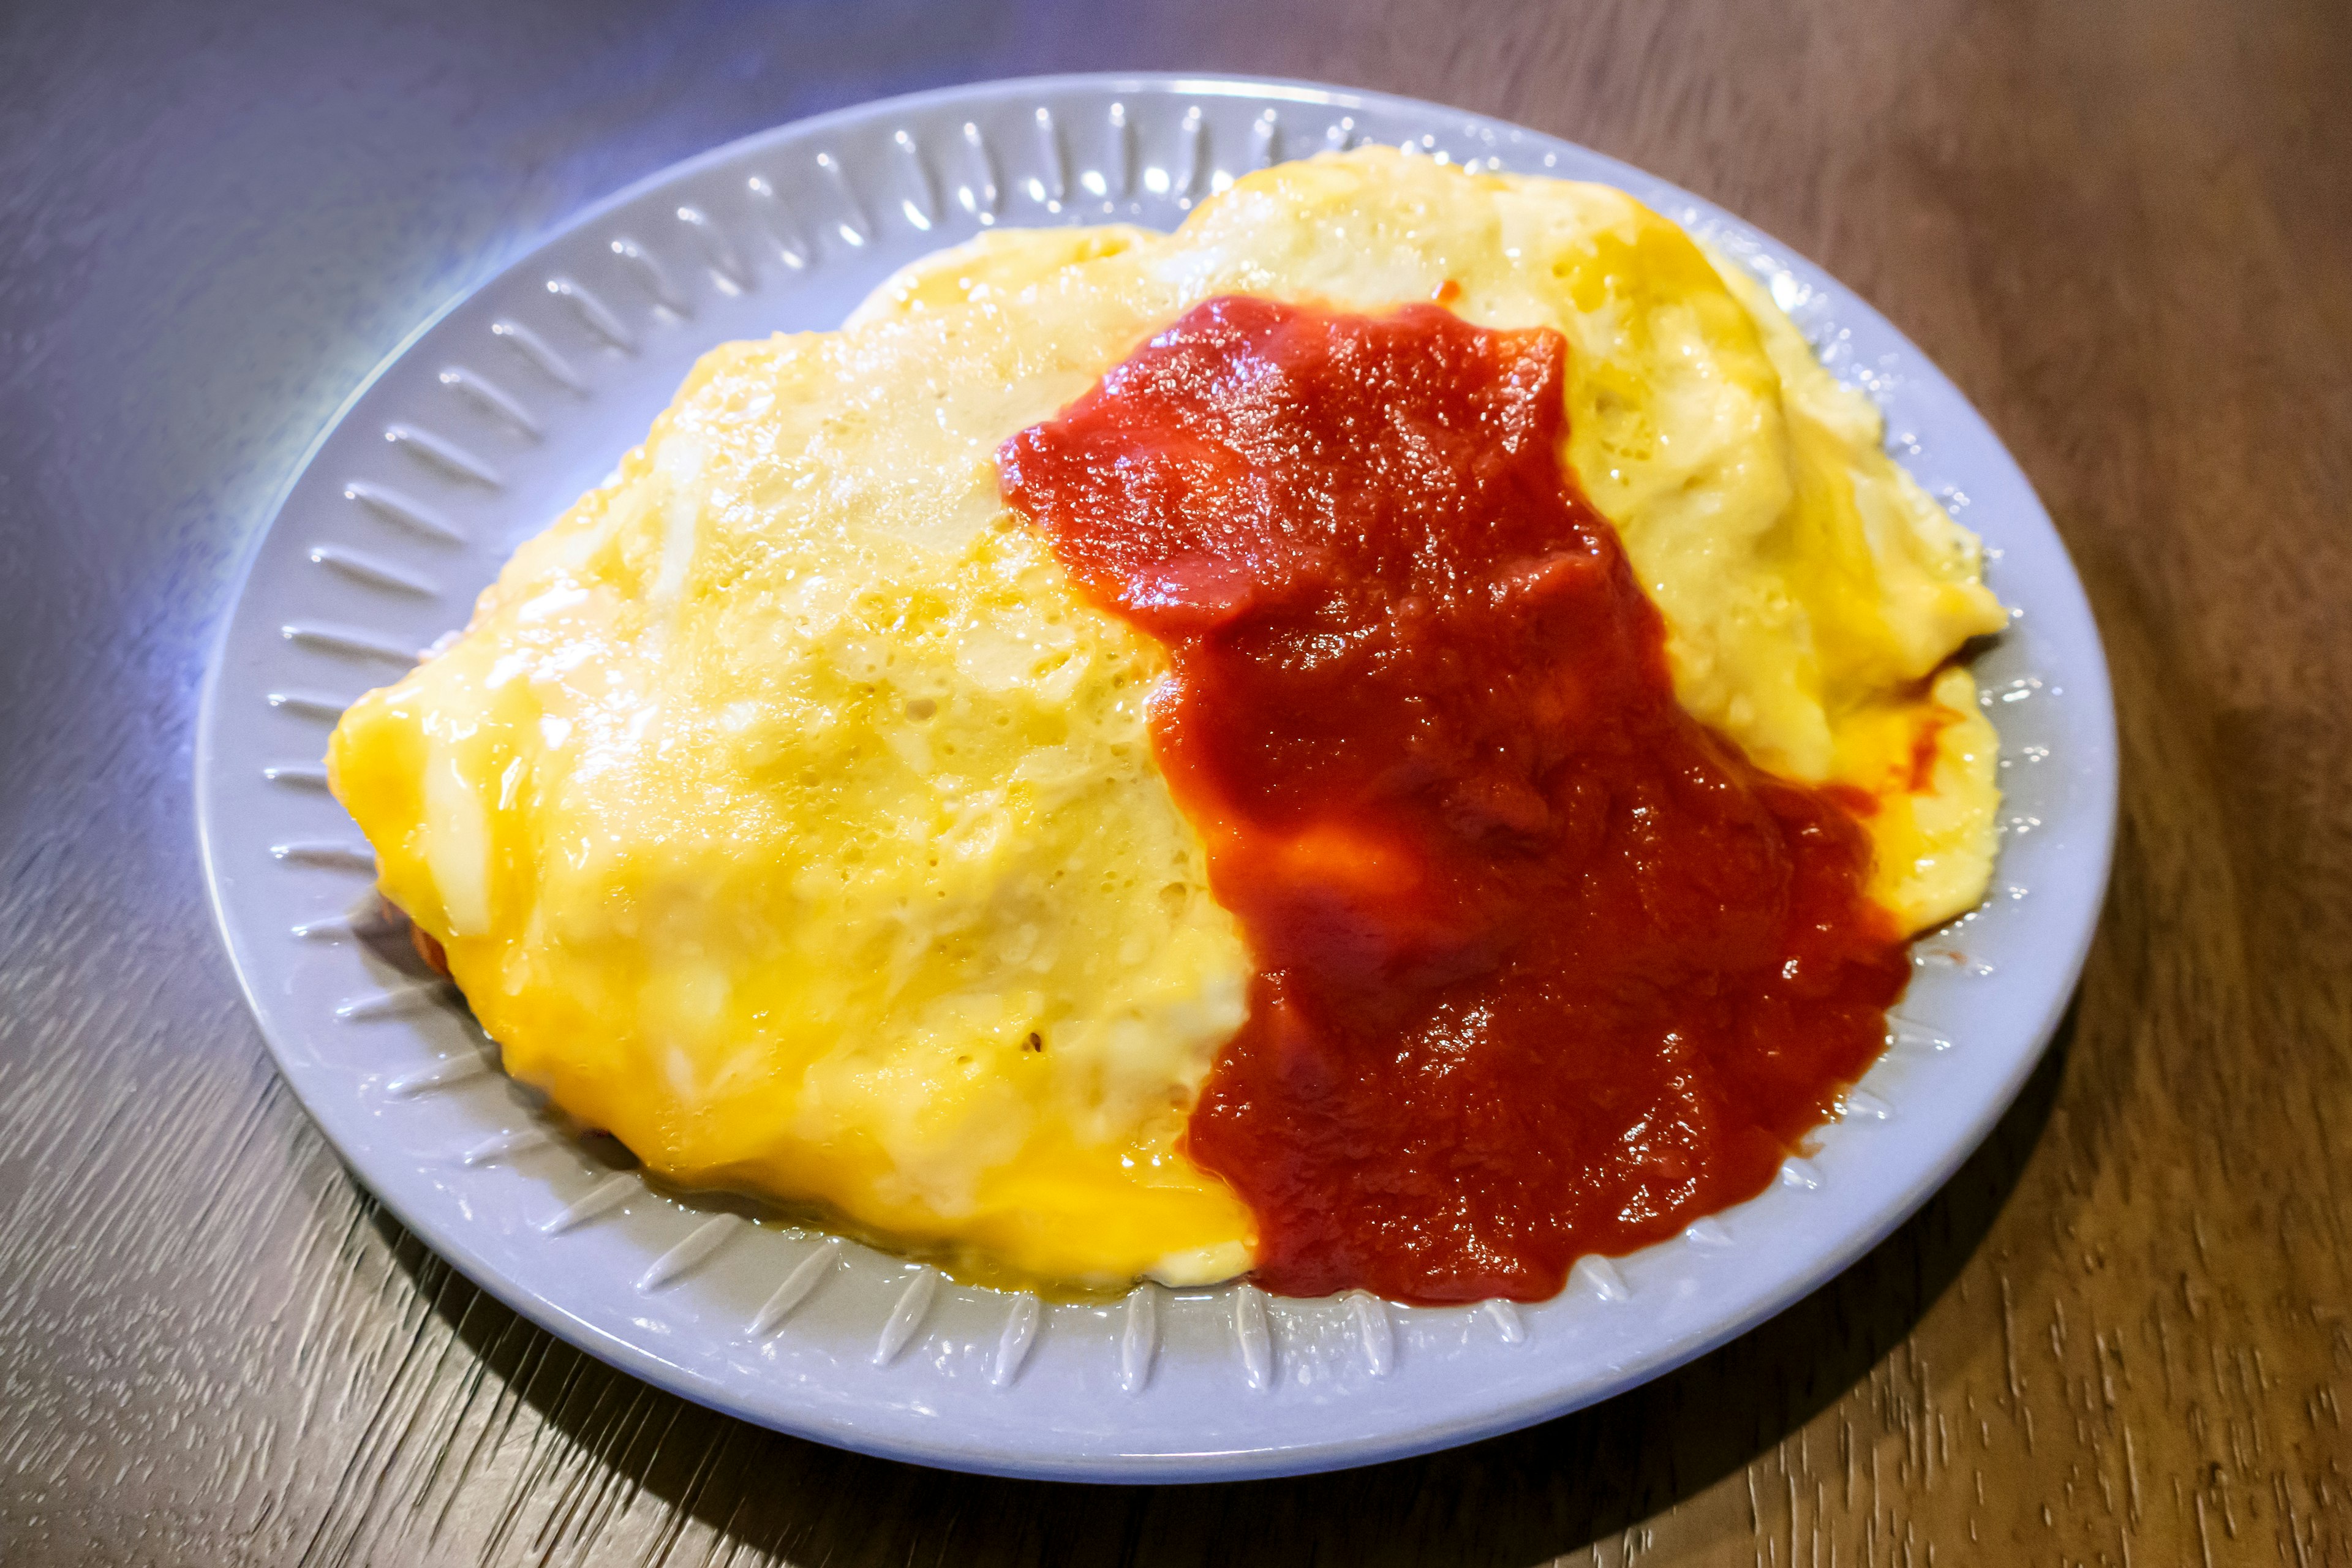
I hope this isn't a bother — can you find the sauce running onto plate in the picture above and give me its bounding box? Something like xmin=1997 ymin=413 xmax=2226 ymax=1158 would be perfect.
xmin=1000 ymin=296 xmax=1910 ymax=1303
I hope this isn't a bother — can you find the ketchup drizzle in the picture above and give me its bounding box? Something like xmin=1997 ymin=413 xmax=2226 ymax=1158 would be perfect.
xmin=1001 ymin=297 xmax=1910 ymax=1303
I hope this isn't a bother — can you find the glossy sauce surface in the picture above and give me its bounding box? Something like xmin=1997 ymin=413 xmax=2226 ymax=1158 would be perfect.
xmin=1000 ymin=297 xmax=1911 ymax=1302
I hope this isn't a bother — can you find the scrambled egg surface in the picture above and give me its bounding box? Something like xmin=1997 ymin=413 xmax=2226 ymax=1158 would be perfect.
xmin=328 ymin=149 xmax=2007 ymax=1289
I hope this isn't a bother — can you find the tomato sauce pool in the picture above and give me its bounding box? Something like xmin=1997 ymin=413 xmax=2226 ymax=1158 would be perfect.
xmin=999 ymin=296 xmax=1912 ymax=1303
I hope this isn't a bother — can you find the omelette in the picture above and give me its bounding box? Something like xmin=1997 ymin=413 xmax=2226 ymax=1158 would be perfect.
xmin=328 ymin=149 xmax=2007 ymax=1295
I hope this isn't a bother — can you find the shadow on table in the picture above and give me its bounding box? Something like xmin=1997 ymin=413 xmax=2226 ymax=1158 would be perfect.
xmin=371 ymin=1005 xmax=2073 ymax=1567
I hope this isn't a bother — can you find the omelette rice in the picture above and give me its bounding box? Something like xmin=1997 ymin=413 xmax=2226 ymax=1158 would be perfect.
xmin=327 ymin=149 xmax=2006 ymax=1292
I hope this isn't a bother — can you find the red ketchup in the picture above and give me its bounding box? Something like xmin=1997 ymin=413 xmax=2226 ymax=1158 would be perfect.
xmin=1000 ymin=296 xmax=1910 ymax=1303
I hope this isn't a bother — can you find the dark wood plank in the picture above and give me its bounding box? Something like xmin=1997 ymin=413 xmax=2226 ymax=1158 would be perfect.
xmin=2 ymin=0 xmax=2346 ymax=1561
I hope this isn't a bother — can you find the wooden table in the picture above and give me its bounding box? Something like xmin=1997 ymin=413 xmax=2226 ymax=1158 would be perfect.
xmin=3 ymin=0 xmax=2345 ymax=1560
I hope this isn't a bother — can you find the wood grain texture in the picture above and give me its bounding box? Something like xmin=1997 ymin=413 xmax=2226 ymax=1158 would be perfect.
xmin=1 ymin=0 xmax=2346 ymax=1562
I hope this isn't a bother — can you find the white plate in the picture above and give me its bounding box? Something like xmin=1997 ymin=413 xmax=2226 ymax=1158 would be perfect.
xmin=195 ymin=74 xmax=2116 ymax=1482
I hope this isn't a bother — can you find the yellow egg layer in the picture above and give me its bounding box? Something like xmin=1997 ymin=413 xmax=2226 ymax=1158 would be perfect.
xmin=328 ymin=148 xmax=2007 ymax=1290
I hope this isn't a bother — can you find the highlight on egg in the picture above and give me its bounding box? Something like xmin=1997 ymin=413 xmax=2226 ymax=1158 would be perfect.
xmin=326 ymin=148 xmax=2008 ymax=1300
